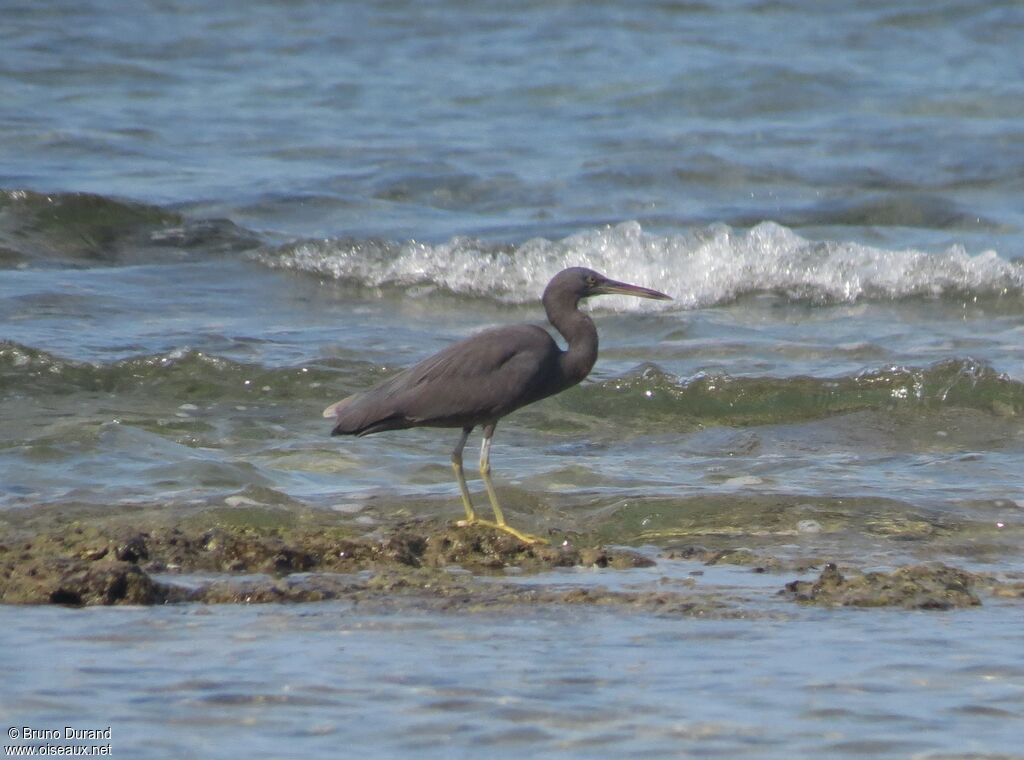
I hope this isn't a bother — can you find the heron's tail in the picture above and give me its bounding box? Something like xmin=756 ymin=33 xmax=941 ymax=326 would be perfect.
xmin=324 ymin=394 xmax=407 ymax=436
xmin=324 ymin=395 xmax=361 ymax=436
xmin=322 ymin=395 xmax=355 ymax=420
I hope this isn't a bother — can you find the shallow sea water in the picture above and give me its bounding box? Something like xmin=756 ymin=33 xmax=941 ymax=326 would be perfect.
xmin=3 ymin=582 xmax=1024 ymax=759
xmin=2 ymin=0 xmax=1024 ymax=757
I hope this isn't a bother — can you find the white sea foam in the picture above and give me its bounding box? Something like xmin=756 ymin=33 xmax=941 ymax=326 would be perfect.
xmin=259 ymin=221 xmax=1024 ymax=309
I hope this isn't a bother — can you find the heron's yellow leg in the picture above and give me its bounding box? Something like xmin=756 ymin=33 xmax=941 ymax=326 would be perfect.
xmin=477 ymin=425 xmax=548 ymax=545
xmin=451 ymin=426 xmax=499 ymax=528
xmin=450 ymin=427 xmax=477 ymax=522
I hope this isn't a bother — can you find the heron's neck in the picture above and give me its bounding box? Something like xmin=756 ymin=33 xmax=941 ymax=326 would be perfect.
xmin=545 ymin=297 xmax=598 ymax=387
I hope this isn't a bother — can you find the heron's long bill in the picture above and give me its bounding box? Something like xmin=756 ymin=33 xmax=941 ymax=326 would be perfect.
xmin=595 ymin=278 xmax=672 ymax=300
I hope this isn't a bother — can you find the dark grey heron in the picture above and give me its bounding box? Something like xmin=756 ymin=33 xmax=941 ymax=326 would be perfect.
xmin=324 ymin=267 xmax=671 ymax=543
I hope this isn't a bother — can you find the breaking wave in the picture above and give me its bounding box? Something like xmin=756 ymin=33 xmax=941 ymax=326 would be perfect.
xmin=0 ymin=342 xmax=353 ymax=403
xmin=4 ymin=342 xmax=1021 ymax=427
xmin=564 ymin=359 xmax=1024 ymax=430
xmin=0 ymin=189 xmax=258 ymax=267
xmin=258 ymin=221 xmax=1024 ymax=309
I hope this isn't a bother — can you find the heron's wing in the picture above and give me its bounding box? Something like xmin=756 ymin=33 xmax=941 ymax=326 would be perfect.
xmin=326 ymin=325 xmax=559 ymax=431
xmin=400 ymin=326 xmax=559 ymax=422
xmin=321 ymin=346 xmax=460 ymax=420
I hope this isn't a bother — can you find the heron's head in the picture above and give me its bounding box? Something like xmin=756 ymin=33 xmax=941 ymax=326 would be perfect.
xmin=548 ymin=267 xmax=672 ymax=303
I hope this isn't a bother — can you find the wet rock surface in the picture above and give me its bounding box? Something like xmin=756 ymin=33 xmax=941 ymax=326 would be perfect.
xmin=783 ymin=562 xmax=984 ymax=609
xmin=0 ymin=513 xmax=663 ymax=609
xmin=0 ymin=505 xmax=1014 ymax=612
xmin=1 ymin=557 xmax=177 ymax=606
xmin=661 ymin=544 xmax=823 ymax=573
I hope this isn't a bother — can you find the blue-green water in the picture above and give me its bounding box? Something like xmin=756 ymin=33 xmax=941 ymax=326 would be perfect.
xmin=2 ymin=0 xmax=1024 ymax=757
xmin=3 ymin=589 xmax=1023 ymax=759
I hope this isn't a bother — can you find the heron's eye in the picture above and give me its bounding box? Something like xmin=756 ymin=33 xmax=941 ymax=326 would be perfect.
xmin=585 ymin=276 xmax=597 ymax=286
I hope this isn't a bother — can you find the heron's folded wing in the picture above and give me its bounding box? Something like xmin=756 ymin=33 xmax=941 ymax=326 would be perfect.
xmin=396 ymin=326 xmax=558 ymax=423
xmin=324 ymin=324 xmax=557 ymax=430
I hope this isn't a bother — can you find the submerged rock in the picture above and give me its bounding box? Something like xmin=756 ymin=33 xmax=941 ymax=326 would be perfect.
xmin=661 ymin=544 xmax=822 ymax=573
xmin=0 ymin=517 xmax=654 ymax=607
xmin=415 ymin=525 xmax=655 ymax=572
xmin=784 ymin=562 xmax=982 ymax=609
xmin=0 ymin=556 xmax=177 ymax=606
xmin=0 ymin=507 xmax=1005 ymax=614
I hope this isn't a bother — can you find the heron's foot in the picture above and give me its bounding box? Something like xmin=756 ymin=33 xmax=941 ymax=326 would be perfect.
xmin=491 ymin=523 xmax=549 ymax=545
xmin=456 ymin=517 xmax=548 ymax=545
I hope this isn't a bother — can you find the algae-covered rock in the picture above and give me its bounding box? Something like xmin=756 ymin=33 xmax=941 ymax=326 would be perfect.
xmin=661 ymin=544 xmax=822 ymax=573
xmin=0 ymin=516 xmax=655 ymax=607
xmin=416 ymin=524 xmax=655 ymax=572
xmin=4 ymin=505 xmax=1000 ymax=614
xmin=784 ymin=562 xmax=982 ymax=609
xmin=0 ymin=556 xmax=175 ymax=606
